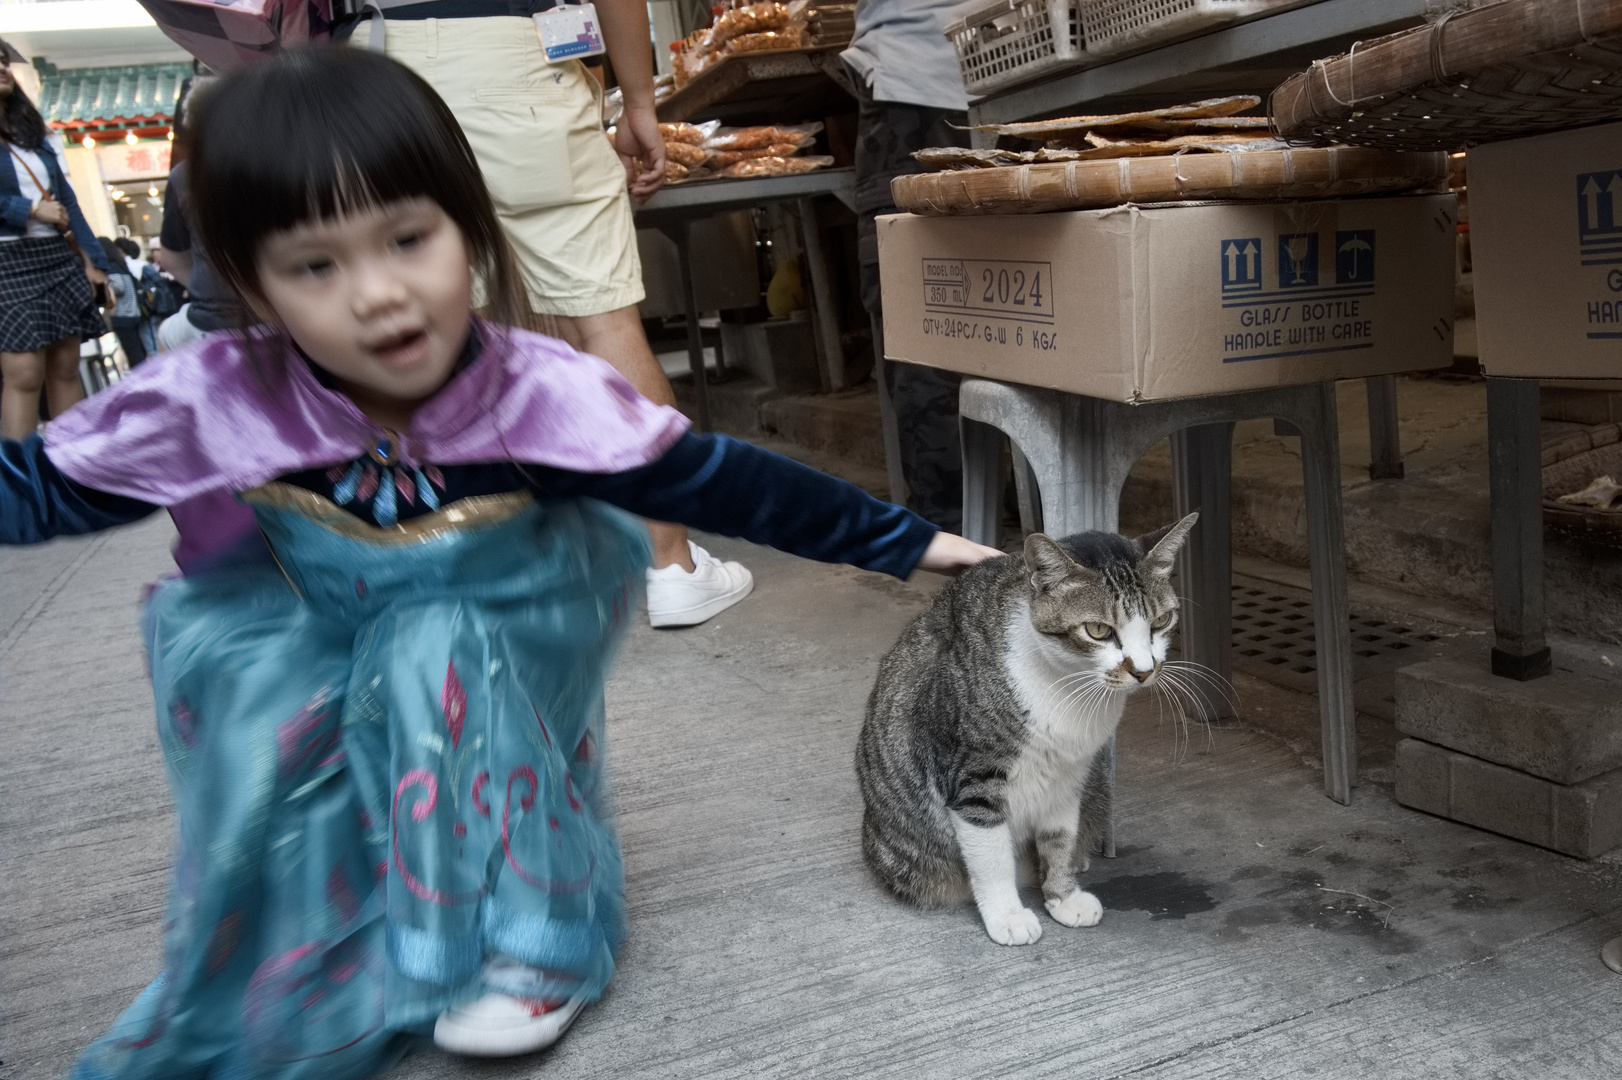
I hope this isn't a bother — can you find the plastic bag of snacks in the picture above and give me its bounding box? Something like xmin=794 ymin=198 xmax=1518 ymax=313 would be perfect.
xmin=716 ymin=155 xmax=833 ymax=179
xmin=724 ymin=26 xmax=807 ymax=54
xmin=707 ymin=143 xmax=804 ymax=167
xmin=703 ymin=121 xmax=821 ymax=153
xmin=658 ymin=121 xmax=717 ymax=146
xmin=665 ymin=141 xmax=709 ymax=169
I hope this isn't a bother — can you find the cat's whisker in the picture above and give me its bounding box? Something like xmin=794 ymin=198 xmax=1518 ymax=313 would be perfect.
xmin=1159 ymin=661 xmax=1237 ymax=722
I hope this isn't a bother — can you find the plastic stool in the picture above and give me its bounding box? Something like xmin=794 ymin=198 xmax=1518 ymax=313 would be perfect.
xmin=959 ymin=378 xmax=1358 ymax=854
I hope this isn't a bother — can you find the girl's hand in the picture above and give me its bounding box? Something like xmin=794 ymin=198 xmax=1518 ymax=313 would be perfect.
xmin=916 ymin=532 xmax=1004 ymax=575
xmin=30 ymin=198 xmax=69 ymax=230
xmin=84 ymin=263 xmax=109 ymax=305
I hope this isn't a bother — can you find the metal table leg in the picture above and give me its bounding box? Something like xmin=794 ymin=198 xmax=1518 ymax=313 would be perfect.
xmin=1171 ymin=423 xmax=1236 ymax=724
xmin=1487 ymin=377 xmax=1551 ymax=681
xmin=798 ymin=197 xmax=845 ymax=392
xmin=1367 ymin=374 xmax=1404 ymax=480
xmin=661 ymin=220 xmax=711 ymax=433
xmin=871 ymin=313 xmax=907 ymax=506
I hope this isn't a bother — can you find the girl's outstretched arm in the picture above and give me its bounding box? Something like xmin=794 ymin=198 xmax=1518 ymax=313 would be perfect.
xmin=0 ymin=435 xmax=158 ymax=543
xmin=535 ymin=433 xmax=997 ymax=579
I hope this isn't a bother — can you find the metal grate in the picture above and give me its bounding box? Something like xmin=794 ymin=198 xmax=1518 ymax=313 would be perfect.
xmin=1228 ymin=583 xmax=1444 ymax=695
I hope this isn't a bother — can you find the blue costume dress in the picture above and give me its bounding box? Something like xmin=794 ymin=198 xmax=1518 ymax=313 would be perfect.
xmin=3 ymin=326 xmax=936 ymax=1080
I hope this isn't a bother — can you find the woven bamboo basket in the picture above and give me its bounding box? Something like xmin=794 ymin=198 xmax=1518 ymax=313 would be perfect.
xmin=1271 ymin=0 xmax=1622 ymax=150
xmin=890 ymin=146 xmax=1447 ymax=215
xmin=1544 ymin=422 xmax=1622 ymax=538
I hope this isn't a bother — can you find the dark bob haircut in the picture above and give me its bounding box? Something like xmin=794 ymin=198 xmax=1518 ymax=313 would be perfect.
xmin=189 ymin=46 xmax=531 ymax=330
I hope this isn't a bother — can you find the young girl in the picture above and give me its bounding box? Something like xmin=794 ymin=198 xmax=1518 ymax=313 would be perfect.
xmin=0 ymin=47 xmax=995 ymax=1079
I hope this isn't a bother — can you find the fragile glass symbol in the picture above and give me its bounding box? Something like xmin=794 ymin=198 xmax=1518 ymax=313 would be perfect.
xmin=1286 ymin=236 xmax=1313 ymax=284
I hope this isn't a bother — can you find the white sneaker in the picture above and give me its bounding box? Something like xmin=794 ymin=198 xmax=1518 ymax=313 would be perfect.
xmin=433 ymin=980 xmax=588 ymax=1058
xmin=645 ymin=541 xmax=753 ymax=628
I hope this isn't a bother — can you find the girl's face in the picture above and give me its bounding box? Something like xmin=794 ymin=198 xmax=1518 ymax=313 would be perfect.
xmin=253 ymin=197 xmax=473 ymax=423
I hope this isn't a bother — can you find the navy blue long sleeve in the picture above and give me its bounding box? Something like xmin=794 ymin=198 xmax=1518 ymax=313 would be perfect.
xmin=0 ymin=435 xmax=158 ymax=543
xmin=1 ymin=432 xmax=938 ymax=578
xmin=534 ymin=433 xmax=937 ymax=579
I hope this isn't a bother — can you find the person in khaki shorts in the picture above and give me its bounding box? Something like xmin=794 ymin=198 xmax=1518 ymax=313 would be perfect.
xmin=354 ymin=1 xmax=753 ymax=627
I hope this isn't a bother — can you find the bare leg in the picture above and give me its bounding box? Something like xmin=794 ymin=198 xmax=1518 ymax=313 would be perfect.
xmin=1 ymin=348 xmax=48 ymax=439
xmin=44 ymin=336 xmax=85 ymax=419
xmin=552 ymin=305 xmax=694 ymax=572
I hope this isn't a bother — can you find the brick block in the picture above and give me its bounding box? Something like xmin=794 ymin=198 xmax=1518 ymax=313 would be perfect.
xmin=1395 ymin=738 xmax=1622 ymax=858
xmin=1395 ymin=659 xmax=1622 ymax=784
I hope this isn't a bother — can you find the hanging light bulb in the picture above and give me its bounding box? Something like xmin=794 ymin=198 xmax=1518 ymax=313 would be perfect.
xmin=126 ymin=131 xmax=139 ymax=145
xmin=148 ymin=185 xmax=158 ymax=197
xmin=166 ymin=130 xmax=175 ymax=141
xmin=82 ymin=134 xmax=95 ymax=149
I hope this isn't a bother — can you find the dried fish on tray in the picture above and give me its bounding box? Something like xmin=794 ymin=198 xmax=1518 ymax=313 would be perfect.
xmin=891 ymin=146 xmax=1448 ymax=215
xmin=973 ymin=95 xmax=1264 ymax=143
xmin=913 ymin=134 xmax=1286 ymax=170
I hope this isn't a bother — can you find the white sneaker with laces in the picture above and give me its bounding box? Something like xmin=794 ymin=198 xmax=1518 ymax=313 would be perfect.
xmin=645 ymin=541 xmax=753 ymax=628
xmin=434 ymin=958 xmax=588 ymax=1058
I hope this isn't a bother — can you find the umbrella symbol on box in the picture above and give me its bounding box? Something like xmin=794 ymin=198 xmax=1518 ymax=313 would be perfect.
xmin=1335 ymin=230 xmax=1376 ymax=284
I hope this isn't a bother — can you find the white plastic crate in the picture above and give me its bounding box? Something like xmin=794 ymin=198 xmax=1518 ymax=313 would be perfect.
xmin=1081 ymin=0 xmax=1302 ymax=60
xmin=947 ymin=0 xmax=1086 ymax=100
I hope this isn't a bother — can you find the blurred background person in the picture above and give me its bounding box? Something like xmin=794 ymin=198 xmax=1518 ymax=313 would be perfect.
xmin=843 ymin=0 xmax=973 ymax=533
xmin=0 ymin=46 xmax=109 ymax=438
xmin=155 ymin=77 xmax=243 ymax=351
xmin=98 ymin=236 xmax=148 ymax=367
xmin=115 ymin=235 xmax=161 ymax=354
xmin=352 ymin=1 xmax=754 ymax=628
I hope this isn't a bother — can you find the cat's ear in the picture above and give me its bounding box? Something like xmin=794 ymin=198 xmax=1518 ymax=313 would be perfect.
xmin=1023 ymin=533 xmax=1078 ymax=591
xmin=1136 ymin=512 xmax=1199 ymax=577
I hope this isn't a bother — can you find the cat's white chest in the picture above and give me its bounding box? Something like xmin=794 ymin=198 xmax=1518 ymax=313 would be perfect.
xmin=1000 ymin=604 xmax=1124 ymax=837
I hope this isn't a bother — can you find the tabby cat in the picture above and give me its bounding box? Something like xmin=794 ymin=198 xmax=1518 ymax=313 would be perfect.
xmin=856 ymin=514 xmax=1198 ymax=946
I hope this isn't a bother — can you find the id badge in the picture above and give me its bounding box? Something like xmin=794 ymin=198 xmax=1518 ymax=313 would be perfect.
xmin=535 ymin=3 xmax=606 ymax=64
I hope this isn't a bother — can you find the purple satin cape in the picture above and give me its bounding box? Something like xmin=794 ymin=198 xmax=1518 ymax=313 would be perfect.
xmin=44 ymin=324 xmax=689 ymax=572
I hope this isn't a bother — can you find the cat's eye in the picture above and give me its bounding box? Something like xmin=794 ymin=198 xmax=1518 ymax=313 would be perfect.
xmin=1082 ymin=622 xmax=1113 ymax=641
xmin=1151 ymin=612 xmax=1174 ymax=630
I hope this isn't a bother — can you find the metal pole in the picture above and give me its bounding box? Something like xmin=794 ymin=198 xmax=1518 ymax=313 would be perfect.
xmin=798 ymin=197 xmax=846 ymax=392
xmin=1366 ymin=374 xmax=1404 ymax=479
xmin=663 ymin=220 xmax=711 ymax=433
xmin=1487 ymin=377 xmax=1551 ymax=680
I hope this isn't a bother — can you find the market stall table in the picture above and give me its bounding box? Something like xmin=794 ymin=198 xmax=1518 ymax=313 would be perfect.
xmin=634 ymin=167 xmax=856 ymax=431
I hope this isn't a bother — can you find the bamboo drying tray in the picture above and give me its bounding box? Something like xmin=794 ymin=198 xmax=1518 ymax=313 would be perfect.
xmin=890 ymin=146 xmax=1447 ymax=216
xmin=1271 ymin=0 xmax=1622 ymax=150
xmin=1544 ymin=421 xmax=1622 ymax=538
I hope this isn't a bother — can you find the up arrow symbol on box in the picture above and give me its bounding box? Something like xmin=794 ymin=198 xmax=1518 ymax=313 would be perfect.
xmin=1243 ymin=241 xmax=1258 ymax=278
xmin=1608 ymin=174 xmax=1622 ymax=230
xmin=1585 ymin=175 xmax=1608 ymax=230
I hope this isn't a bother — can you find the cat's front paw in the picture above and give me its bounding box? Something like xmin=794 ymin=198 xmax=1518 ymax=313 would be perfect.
xmin=980 ymin=905 xmax=1043 ymax=946
xmin=1045 ymin=889 xmax=1103 ymax=927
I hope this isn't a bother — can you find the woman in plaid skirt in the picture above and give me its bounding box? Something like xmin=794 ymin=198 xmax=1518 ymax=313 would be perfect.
xmin=0 ymin=51 xmax=109 ymax=439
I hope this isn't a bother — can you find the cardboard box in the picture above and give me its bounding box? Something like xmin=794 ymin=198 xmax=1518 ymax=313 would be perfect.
xmin=1470 ymin=120 xmax=1622 ymax=380
xmin=877 ymin=195 xmax=1456 ymax=402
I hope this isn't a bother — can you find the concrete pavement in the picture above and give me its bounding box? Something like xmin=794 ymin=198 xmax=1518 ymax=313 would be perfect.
xmin=4 ymin=518 xmax=1622 ymax=1079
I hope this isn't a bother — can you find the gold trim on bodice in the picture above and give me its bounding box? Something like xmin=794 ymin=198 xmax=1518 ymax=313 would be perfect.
xmin=240 ymin=482 xmax=535 ymax=545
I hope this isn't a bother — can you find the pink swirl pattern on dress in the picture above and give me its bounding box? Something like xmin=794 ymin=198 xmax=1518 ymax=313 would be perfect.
xmin=392 ymin=770 xmax=479 ymax=906
xmin=501 ymin=766 xmax=592 ymax=894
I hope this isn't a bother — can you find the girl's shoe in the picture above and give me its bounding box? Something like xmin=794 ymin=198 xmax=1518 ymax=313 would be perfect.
xmin=433 ymin=990 xmax=588 ymax=1057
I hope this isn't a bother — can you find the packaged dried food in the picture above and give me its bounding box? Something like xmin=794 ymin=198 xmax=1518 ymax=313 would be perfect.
xmin=659 ymin=122 xmax=708 ymax=146
xmin=724 ymin=27 xmax=806 ymax=54
xmin=717 ymin=155 xmax=833 ymax=179
xmin=706 ymin=143 xmax=803 ymax=168
xmin=664 ymin=141 xmax=709 ymax=169
xmin=665 ymin=161 xmax=691 ymax=182
xmin=707 ymin=2 xmax=794 ymax=50
xmin=704 ymin=121 xmax=822 ymax=152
